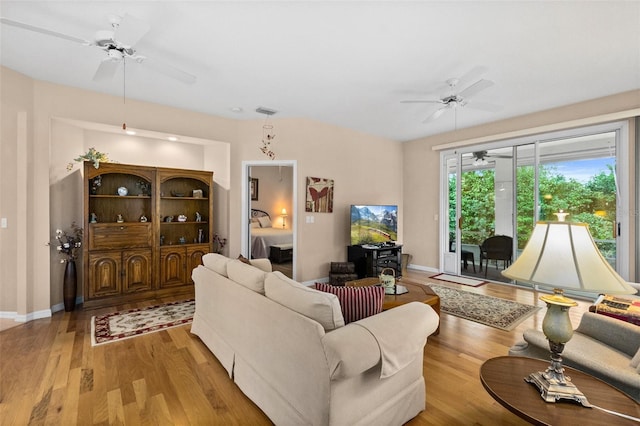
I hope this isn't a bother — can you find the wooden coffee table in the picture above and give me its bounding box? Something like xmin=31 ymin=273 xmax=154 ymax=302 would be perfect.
xmin=346 ymin=277 xmax=440 ymax=335
xmin=480 ymin=356 xmax=640 ymax=425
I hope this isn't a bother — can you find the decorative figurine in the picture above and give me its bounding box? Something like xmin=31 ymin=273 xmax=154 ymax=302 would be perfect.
xmin=117 ymin=186 xmax=128 ymax=196
xmin=178 ymin=236 xmax=186 ymax=244
xmin=164 ymin=216 xmax=174 ymax=222
xmin=89 ymin=212 xmax=98 ymax=223
xmin=136 ymin=180 xmax=151 ymax=196
xmin=195 ymin=212 xmax=202 ymax=222
xmin=116 ymin=214 xmax=124 ymax=223
xmin=90 ymin=175 xmax=102 ymax=195
xmin=178 ymin=214 xmax=187 ymax=222
xmin=140 ymin=215 xmax=148 ymax=222
xmin=160 ymin=235 xmax=165 ymax=245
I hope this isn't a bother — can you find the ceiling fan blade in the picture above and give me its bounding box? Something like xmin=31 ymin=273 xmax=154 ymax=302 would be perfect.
xmin=113 ymin=14 xmax=150 ymax=47
xmin=141 ymin=57 xmax=197 ymax=85
xmin=458 ymin=79 xmax=494 ymax=100
xmin=93 ymin=59 xmax=120 ymax=82
xmin=422 ymin=107 xmax=448 ymax=123
xmin=456 ymin=66 xmax=487 ymax=89
xmin=0 ymin=17 xmax=89 ymax=44
xmin=400 ymin=99 xmax=444 ymax=104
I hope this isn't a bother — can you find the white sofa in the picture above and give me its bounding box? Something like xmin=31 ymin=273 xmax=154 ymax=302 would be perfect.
xmin=190 ymin=254 xmax=440 ymax=426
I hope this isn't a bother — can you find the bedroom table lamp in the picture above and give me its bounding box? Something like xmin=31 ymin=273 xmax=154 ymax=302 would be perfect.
xmin=501 ymin=220 xmax=636 ymax=407
xmin=281 ymin=208 xmax=287 ymax=229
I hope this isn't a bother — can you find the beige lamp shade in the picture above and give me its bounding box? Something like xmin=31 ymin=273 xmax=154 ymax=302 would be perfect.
xmin=502 ymin=221 xmax=636 ymax=295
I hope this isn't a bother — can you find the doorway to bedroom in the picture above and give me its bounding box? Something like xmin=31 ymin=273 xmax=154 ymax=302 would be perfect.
xmin=242 ymin=160 xmax=297 ymax=279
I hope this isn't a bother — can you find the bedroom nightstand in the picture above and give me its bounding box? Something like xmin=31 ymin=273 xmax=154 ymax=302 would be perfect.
xmin=270 ymin=244 xmax=293 ymax=263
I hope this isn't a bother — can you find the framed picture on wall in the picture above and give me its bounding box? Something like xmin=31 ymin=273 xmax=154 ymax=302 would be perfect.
xmin=305 ymin=176 xmax=334 ymax=212
xmin=250 ymin=178 xmax=259 ymax=201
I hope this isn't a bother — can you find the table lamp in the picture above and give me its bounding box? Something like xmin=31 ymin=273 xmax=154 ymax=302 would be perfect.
xmin=281 ymin=208 xmax=287 ymax=229
xmin=501 ymin=220 xmax=635 ymax=406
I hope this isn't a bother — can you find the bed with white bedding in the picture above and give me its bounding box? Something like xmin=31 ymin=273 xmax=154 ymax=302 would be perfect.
xmin=250 ymin=209 xmax=293 ymax=259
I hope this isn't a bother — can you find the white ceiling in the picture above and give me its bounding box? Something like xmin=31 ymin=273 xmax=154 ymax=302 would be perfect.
xmin=1 ymin=1 xmax=639 ymax=142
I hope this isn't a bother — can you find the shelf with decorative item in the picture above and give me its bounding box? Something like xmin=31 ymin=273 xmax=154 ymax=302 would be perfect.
xmin=161 ymin=196 xmax=208 ymax=200
xmin=161 ymin=221 xmax=208 ymax=225
xmin=90 ymin=195 xmax=151 ymax=199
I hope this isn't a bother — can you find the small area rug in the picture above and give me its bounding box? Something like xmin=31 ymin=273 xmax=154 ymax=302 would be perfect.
xmin=427 ymin=284 xmax=539 ymax=331
xmin=430 ymin=273 xmax=486 ymax=287
xmin=91 ymin=299 xmax=195 ymax=346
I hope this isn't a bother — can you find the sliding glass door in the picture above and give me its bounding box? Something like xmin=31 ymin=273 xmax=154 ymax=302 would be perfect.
xmin=441 ymin=124 xmax=626 ymax=282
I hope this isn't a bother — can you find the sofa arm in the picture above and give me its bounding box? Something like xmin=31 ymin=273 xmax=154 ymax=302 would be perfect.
xmin=322 ymin=302 xmax=439 ymax=380
xmin=575 ymin=312 xmax=640 ymax=357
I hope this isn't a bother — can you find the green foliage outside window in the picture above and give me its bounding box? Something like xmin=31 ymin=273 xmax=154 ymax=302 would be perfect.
xmin=449 ymin=163 xmax=617 ymax=259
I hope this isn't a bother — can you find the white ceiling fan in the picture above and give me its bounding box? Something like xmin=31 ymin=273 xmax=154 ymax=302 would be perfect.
xmin=401 ymin=67 xmax=500 ymax=123
xmin=0 ymin=14 xmax=197 ymax=84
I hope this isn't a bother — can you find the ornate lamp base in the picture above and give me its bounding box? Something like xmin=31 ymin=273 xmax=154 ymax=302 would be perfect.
xmin=526 ymin=370 xmax=592 ymax=407
xmin=526 ymin=289 xmax=592 ymax=407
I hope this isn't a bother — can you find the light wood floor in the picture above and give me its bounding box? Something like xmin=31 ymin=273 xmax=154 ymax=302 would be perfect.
xmin=0 ymin=269 xmax=593 ymax=425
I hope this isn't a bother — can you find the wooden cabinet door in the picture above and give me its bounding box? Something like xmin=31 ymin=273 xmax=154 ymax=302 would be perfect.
xmin=186 ymin=246 xmax=207 ymax=284
xmin=88 ymin=252 xmax=121 ymax=298
xmin=160 ymin=247 xmax=186 ymax=288
xmin=122 ymin=249 xmax=152 ymax=293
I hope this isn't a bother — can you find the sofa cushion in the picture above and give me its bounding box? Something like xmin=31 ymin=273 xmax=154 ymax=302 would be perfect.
xmin=265 ymin=272 xmax=345 ymax=331
xmin=316 ymin=283 xmax=384 ymax=324
xmin=202 ymin=253 xmax=231 ymax=277
xmin=227 ymin=259 xmax=267 ymax=294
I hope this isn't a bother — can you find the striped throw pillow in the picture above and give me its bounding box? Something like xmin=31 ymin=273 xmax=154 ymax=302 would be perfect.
xmin=316 ymin=283 xmax=384 ymax=323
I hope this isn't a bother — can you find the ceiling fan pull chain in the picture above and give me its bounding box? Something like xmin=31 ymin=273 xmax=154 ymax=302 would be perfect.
xmin=122 ymin=58 xmax=127 ymax=130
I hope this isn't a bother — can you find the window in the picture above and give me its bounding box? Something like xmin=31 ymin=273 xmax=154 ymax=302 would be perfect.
xmin=441 ymin=122 xmax=629 ymax=285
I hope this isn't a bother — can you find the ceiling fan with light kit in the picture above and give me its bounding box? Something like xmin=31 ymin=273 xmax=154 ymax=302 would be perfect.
xmin=0 ymin=14 xmax=197 ymax=84
xmin=401 ymin=67 xmax=500 ymax=123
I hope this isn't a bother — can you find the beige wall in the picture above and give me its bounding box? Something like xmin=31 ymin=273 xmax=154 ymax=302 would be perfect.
xmin=402 ymin=90 xmax=640 ymax=278
xmin=0 ymin=66 xmax=403 ymax=318
xmin=0 ymin=68 xmax=34 ymax=315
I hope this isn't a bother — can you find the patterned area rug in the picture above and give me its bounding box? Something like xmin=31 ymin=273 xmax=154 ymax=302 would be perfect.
xmin=430 ymin=273 xmax=486 ymax=287
xmin=91 ymin=299 xmax=195 ymax=346
xmin=428 ymin=285 xmax=539 ymax=331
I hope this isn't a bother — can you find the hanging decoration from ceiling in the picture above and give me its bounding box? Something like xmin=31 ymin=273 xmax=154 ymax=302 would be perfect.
xmin=257 ymin=107 xmax=277 ymax=160
xmin=261 ymin=122 xmax=276 ymax=159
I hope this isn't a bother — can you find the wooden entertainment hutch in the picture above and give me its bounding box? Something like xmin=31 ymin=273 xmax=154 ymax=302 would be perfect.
xmin=82 ymin=162 xmax=213 ymax=309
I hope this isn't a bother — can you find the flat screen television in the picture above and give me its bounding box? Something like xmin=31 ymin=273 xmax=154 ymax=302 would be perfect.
xmin=350 ymin=205 xmax=398 ymax=245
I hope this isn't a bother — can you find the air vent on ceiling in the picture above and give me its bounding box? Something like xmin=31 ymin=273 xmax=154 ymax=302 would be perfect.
xmin=255 ymin=106 xmax=277 ymax=116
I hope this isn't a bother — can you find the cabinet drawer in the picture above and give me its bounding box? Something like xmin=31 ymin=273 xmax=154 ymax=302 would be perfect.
xmin=89 ymin=223 xmax=152 ymax=249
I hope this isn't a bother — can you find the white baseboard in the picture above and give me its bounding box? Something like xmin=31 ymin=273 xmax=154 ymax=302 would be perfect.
xmin=1 ymin=308 xmax=52 ymax=323
xmin=302 ymin=277 xmax=328 ymax=287
xmin=1 ymin=295 xmax=84 ymax=323
xmin=407 ymin=264 xmax=439 ymax=274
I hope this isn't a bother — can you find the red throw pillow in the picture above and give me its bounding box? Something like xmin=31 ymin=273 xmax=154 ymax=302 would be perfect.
xmin=316 ymin=283 xmax=384 ymax=323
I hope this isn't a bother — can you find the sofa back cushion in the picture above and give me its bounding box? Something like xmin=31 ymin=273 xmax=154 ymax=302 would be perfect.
xmin=227 ymin=259 xmax=268 ymax=294
xmin=202 ymin=253 xmax=231 ymax=277
xmin=265 ymin=272 xmax=345 ymax=331
xmin=315 ymin=283 xmax=385 ymax=323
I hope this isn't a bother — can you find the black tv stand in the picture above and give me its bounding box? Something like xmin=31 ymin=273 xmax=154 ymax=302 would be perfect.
xmin=348 ymin=244 xmax=402 ymax=279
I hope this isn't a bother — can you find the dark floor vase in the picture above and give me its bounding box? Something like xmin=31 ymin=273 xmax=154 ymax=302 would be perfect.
xmin=63 ymin=260 xmax=77 ymax=312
